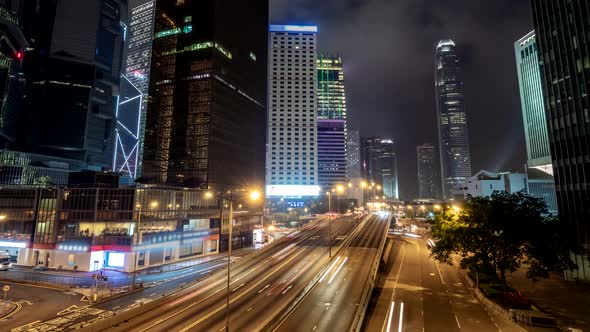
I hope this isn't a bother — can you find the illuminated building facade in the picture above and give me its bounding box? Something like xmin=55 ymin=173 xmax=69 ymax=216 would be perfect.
xmin=113 ymin=75 xmax=142 ymax=178
xmin=417 ymin=143 xmax=438 ymax=199
xmin=435 ymin=39 xmax=472 ymax=199
xmin=266 ymin=24 xmax=319 ymax=197
xmin=346 ymin=129 xmax=361 ymax=179
xmin=531 ymin=0 xmax=590 ymax=280
xmin=514 ymin=31 xmax=557 ymax=214
xmin=361 ymin=137 xmax=399 ymax=199
xmin=142 ymin=0 xmax=268 ymax=191
xmin=316 ymin=55 xmax=347 ymax=189
xmin=123 ymin=0 xmax=155 ymax=177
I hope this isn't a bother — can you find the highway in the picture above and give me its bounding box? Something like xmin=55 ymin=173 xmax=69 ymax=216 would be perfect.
xmin=98 ymin=214 xmax=365 ymax=332
xmin=364 ymin=235 xmax=520 ymax=332
xmin=275 ymin=213 xmax=390 ymax=332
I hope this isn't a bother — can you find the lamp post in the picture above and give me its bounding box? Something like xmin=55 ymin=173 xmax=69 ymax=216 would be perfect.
xmin=132 ymin=200 xmax=158 ymax=289
xmin=326 ymin=191 xmax=332 ymax=258
xmin=205 ymin=189 xmax=260 ymax=332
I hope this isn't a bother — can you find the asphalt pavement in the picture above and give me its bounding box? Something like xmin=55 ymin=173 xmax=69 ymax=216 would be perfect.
xmin=364 ymin=235 xmax=523 ymax=332
xmin=275 ymin=214 xmax=389 ymax=332
xmin=107 ymin=214 xmax=361 ymax=332
xmin=0 ymin=281 xmax=81 ymax=329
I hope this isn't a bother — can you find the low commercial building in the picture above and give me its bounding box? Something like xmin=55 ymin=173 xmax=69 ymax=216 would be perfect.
xmin=0 ymin=184 xmax=261 ymax=272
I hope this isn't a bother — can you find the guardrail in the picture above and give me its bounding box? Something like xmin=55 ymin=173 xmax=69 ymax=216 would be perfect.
xmin=259 ymin=214 xmax=374 ymax=332
xmin=349 ymin=214 xmax=391 ymax=332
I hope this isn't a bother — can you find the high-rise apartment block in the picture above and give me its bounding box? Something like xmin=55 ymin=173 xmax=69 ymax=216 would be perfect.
xmin=531 ymin=0 xmax=590 ymax=280
xmin=435 ymin=39 xmax=472 ymax=199
xmin=142 ymin=0 xmax=268 ymax=191
xmin=316 ymin=55 xmax=347 ymax=190
xmin=514 ymin=31 xmax=558 ymax=214
xmin=266 ymin=25 xmax=319 ymax=197
xmin=417 ymin=144 xmax=438 ymax=199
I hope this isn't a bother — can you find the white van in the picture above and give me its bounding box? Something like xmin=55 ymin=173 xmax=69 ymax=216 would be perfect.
xmin=0 ymin=251 xmax=12 ymax=271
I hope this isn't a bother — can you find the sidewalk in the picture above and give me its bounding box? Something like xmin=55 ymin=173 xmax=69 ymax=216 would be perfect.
xmin=507 ymin=270 xmax=590 ymax=331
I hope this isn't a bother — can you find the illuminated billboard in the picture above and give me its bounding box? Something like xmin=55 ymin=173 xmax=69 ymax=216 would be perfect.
xmin=266 ymin=185 xmax=320 ymax=197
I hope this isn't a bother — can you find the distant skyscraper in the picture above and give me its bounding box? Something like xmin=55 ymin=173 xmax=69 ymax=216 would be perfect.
xmin=316 ymin=55 xmax=347 ymax=189
xmin=266 ymin=25 xmax=319 ymax=197
xmin=514 ymin=31 xmax=558 ymax=214
xmin=142 ymin=0 xmax=268 ymax=190
xmin=123 ymin=0 xmax=155 ymax=177
xmin=113 ymin=75 xmax=142 ymax=179
xmin=18 ymin=0 xmax=128 ymax=170
xmin=346 ymin=129 xmax=361 ymax=179
xmin=417 ymin=144 xmax=438 ymax=199
xmin=531 ymin=0 xmax=590 ymax=280
xmin=435 ymin=39 xmax=472 ymax=199
xmin=361 ymin=137 xmax=399 ymax=199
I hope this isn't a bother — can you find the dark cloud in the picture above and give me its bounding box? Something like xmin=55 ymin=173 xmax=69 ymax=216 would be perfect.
xmin=271 ymin=0 xmax=533 ymax=199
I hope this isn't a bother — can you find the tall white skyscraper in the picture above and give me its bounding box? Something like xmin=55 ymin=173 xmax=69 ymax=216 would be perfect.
xmin=266 ymin=25 xmax=320 ymax=197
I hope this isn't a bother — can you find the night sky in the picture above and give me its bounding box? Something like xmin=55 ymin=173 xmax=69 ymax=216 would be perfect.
xmin=271 ymin=0 xmax=534 ymax=200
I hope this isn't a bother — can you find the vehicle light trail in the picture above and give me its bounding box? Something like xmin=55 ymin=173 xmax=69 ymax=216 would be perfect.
xmin=319 ymin=256 xmax=340 ymax=283
xmin=328 ymin=256 xmax=348 ymax=284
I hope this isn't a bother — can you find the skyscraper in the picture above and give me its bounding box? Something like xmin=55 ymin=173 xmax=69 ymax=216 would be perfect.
xmin=361 ymin=137 xmax=399 ymax=200
xmin=266 ymin=25 xmax=319 ymax=198
xmin=346 ymin=129 xmax=361 ymax=179
xmin=16 ymin=0 xmax=127 ymax=170
xmin=316 ymin=55 xmax=347 ymax=189
xmin=514 ymin=31 xmax=558 ymax=214
xmin=0 ymin=4 xmax=27 ymax=148
xmin=531 ymin=0 xmax=590 ymax=280
xmin=435 ymin=39 xmax=472 ymax=199
xmin=123 ymin=0 xmax=155 ymax=177
xmin=417 ymin=143 xmax=438 ymax=199
xmin=113 ymin=75 xmax=142 ymax=179
xmin=142 ymin=0 xmax=268 ymax=191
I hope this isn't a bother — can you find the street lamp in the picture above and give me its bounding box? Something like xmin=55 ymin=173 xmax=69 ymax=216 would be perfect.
xmin=326 ymin=191 xmax=332 ymax=258
xmin=336 ymin=185 xmax=344 ymax=213
xmin=205 ymin=189 xmax=260 ymax=332
xmin=0 ymin=215 xmax=6 ymax=221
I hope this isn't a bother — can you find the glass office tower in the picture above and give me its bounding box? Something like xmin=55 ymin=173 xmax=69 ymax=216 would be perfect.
xmin=417 ymin=143 xmax=438 ymax=199
xmin=435 ymin=39 xmax=472 ymax=199
xmin=142 ymin=0 xmax=268 ymax=191
xmin=514 ymin=31 xmax=558 ymax=214
xmin=531 ymin=0 xmax=590 ymax=280
xmin=317 ymin=55 xmax=347 ymax=189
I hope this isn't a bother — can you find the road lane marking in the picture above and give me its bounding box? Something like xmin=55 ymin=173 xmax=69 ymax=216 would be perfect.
xmin=247 ymin=306 xmax=253 ymax=312
xmin=177 ymin=250 xmax=305 ymax=332
xmin=398 ymin=302 xmax=404 ymax=332
xmin=313 ymin=325 xmax=318 ymax=331
xmin=258 ymin=284 xmax=270 ymax=294
xmin=386 ymin=302 xmax=395 ymax=332
xmin=232 ymin=283 xmax=245 ymax=292
xmin=328 ymin=256 xmax=348 ymax=284
xmin=382 ymin=241 xmax=407 ymax=332
xmin=434 ymin=261 xmax=446 ymax=284
xmin=319 ymin=256 xmax=340 ymax=283
xmin=281 ymin=285 xmax=293 ymax=295
xmin=455 ymin=314 xmax=461 ymax=329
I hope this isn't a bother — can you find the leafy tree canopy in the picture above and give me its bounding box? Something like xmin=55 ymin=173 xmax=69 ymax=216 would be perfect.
xmin=431 ymin=191 xmax=578 ymax=284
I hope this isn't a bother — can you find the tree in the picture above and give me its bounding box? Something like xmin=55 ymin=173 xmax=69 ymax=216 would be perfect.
xmin=430 ymin=191 xmax=578 ymax=285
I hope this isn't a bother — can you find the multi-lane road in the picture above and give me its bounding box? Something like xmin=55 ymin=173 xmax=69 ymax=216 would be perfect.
xmin=365 ymin=235 xmax=523 ymax=332
xmin=275 ymin=213 xmax=390 ymax=332
xmin=95 ymin=213 xmax=364 ymax=332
